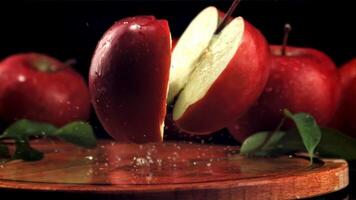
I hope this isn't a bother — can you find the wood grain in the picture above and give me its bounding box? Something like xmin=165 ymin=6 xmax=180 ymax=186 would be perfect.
xmin=0 ymin=139 xmax=349 ymax=199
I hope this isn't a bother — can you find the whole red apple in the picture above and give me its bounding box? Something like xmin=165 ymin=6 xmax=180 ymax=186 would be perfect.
xmin=0 ymin=53 xmax=90 ymax=126
xmin=89 ymin=16 xmax=171 ymax=143
xmin=329 ymin=58 xmax=356 ymax=137
xmin=228 ymin=46 xmax=341 ymax=142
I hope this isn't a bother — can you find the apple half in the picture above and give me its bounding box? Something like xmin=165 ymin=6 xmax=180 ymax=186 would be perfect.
xmin=89 ymin=16 xmax=171 ymax=143
xmin=171 ymin=10 xmax=270 ymax=134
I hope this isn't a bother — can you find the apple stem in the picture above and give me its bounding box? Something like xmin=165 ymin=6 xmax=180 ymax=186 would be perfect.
xmin=281 ymin=23 xmax=292 ymax=56
xmin=215 ymin=0 xmax=241 ymax=34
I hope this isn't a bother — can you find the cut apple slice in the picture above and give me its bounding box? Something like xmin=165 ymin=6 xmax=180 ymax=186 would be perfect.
xmin=173 ymin=17 xmax=270 ymax=134
xmin=167 ymin=6 xmax=219 ymax=103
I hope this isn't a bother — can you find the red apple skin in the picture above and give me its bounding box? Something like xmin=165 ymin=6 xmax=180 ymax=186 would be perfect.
xmin=339 ymin=59 xmax=356 ymax=87
xmin=0 ymin=53 xmax=90 ymax=126
xmin=175 ymin=20 xmax=271 ymax=134
xmin=89 ymin=16 xmax=171 ymax=143
xmin=229 ymin=46 xmax=341 ymax=142
xmin=164 ymin=111 xmax=215 ymax=142
xmin=329 ymin=58 xmax=356 ymax=137
xmin=171 ymin=38 xmax=178 ymax=50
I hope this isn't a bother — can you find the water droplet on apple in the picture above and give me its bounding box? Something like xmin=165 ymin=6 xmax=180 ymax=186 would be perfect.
xmin=17 ymin=75 xmax=26 ymax=82
xmin=95 ymin=71 xmax=101 ymax=77
xmin=129 ymin=24 xmax=141 ymax=31
xmin=85 ymin=156 xmax=94 ymax=160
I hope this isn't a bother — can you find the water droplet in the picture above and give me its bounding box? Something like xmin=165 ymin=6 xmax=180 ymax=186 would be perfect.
xmin=17 ymin=75 xmax=26 ymax=82
xmin=85 ymin=156 xmax=93 ymax=160
xmin=134 ymin=157 xmax=148 ymax=166
xmin=206 ymin=163 xmax=211 ymax=167
xmin=95 ymin=71 xmax=101 ymax=77
xmin=192 ymin=162 xmax=197 ymax=166
xmin=129 ymin=24 xmax=141 ymax=30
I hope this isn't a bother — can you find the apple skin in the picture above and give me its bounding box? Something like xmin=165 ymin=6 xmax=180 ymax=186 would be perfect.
xmin=89 ymin=16 xmax=171 ymax=143
xmin=171 ymin=38 xmax=178 ymax=50
xmin=229 ymin=46 xmax=341 ymax=142
xmin=329 ymin=58 xmax=356 ymax=137
xmin=0 ymin=53 xmax=90 ymax=126
xmin=339 ymin=59 xmax=356 ymax=86
xmin=174 ymin=20 xmax=271 ymax=134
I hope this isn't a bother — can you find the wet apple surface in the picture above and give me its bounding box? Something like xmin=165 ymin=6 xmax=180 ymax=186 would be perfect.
xmin=89 ymin=16 xmax=171 ymax=143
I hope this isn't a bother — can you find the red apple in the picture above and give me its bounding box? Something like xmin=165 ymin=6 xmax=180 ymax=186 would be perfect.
xmin=329 ymin=58 xmax=356 ymax=137
xmin=339 ymin=59 xmax=356 ymax=87
xmin=0 ymin=53 xmax=90 ymax=126
xmin=229 ymin=46 xmax=341 ymax=142
xmin=169 ymin=7 xmax=270 ymax=134
xmin=89 ymin=16 xmax=171 ymax=143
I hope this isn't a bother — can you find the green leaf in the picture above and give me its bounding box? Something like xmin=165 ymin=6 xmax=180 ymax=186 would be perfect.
xmin=0 ymin=119 xmax=57 ymax=139
xmin=240 ymin=131 xmax=287 ymax=156
xmin=284 ymin=109 xmax=321 ymax=162
xmin=0 ymin=143 xmax=10 ymax=158
xmin=13 ymin=138 xmax=43 ymax=161
xmin=317 ymin=128 xmax=356 ymax=160
xmin=54 ymin=121 xmax=96 ymax=148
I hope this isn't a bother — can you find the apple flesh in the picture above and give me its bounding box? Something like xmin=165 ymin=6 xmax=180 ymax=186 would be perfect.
xmin=89 ymin=16 xmax=171 ymax=143
xmin=0 ymin=53 xmax=90 ymax=126
xmin=168 ymin=6 xmax=220 ymax=104
xmin=329 ymin=58 xmax=356 ymax=137
xmin=171 ymin=10 xmax=270 ymax=134
xmin=229 ymin=46 xmax=341 ymax=142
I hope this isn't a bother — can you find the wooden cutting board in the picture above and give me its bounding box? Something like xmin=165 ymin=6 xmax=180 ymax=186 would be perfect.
xmin=0 ymin=140 xmax=349 ymax=199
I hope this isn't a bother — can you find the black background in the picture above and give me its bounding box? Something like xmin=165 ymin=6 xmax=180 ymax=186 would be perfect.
xmin=0 ymin=0 xmax=355 ymax=198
